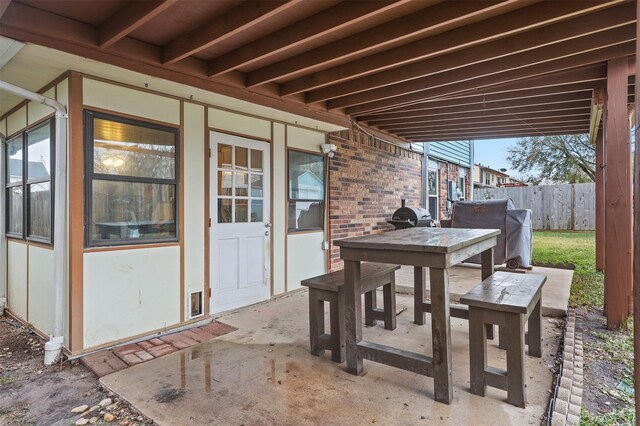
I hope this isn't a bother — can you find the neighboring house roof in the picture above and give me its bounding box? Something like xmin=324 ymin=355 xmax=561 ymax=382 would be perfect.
xmin=474 ymin=163 xmax=509 ymax=178
xmin=9 ymin=158 xmax=49 ymax=180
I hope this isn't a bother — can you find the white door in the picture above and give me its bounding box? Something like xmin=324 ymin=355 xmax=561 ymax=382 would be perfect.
xmin=210 ymin=132 xmax=271 ymax=313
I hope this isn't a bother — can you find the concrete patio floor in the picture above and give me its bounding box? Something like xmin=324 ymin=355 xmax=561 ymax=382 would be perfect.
xmin=101 ymin=273 xmax=567 ymax=426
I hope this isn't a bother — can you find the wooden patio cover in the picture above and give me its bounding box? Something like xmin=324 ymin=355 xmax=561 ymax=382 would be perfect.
xmin=0 ymin=0 xmax=635 ymax=143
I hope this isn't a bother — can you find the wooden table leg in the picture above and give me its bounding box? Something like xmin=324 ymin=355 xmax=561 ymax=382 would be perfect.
xmin=481 ymin=247 xmax=496 ymax=340
xmin=344 ymin=260 xmax=363 ymax=375
xmin=383 ymin=274 xmax=397 ymax=331
xmin=469 ymin=307 xmax=487 ymax=396
xmin=527 ymin=296 xmax=542 ymax=357
xmin=430 ymin=267 xmax=453 ymax=404
xmin=414 ymin=266 xmax=426 ymax=325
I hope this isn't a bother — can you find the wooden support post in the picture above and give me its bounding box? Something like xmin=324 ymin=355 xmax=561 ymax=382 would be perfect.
xmin=634 ymin=3 xmax=640 ymax=417
xmin=344 ymin=260 xmax=363 ymax=375
xmin=595 ymin=128 xmax=605 ymax=272
xmin=604 ymin=57 xmax=633 ymax=329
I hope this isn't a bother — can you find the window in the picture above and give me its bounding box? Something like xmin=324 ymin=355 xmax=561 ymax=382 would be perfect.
xmin=216 ymin=143 xmax=264 ymax=224
xmin=5 ymin=120 xmax=54 ymax=242
xmin=288 ymin=150 xmax=325 ymax=232
xmin=85 ymin=111 xmax=179 ymax=247
xmin=428 ymin=169 xmax=438 ymax=219
xmin=458 ymin=168 xmax=466 ymax=201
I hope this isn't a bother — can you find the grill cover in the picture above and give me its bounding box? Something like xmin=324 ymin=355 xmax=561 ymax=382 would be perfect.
xmin=450 ymin=199 xmax=532 ymax=267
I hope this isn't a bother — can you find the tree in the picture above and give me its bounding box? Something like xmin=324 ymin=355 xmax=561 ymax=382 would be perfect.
xmin=507 ymin=134 xmax=595 ymax=185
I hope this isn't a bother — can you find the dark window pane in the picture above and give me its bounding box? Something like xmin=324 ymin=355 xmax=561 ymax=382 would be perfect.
xmin=250 ymin=149 xmax=263 ymax=172
xmin=235 ymin=172 xmax=248 ymax=197
xmin=91 ymin=180 xmax=176 ymax=242
xmin=235 ymin=147 xmax=248 ymax=170
xmin=251 ymin=199 xmax=263 ymax=223
xmin=218 ymin=199 xmax=232 ymax=223
xmin=428 ymin=170 xmax=438 ymax=196
xmin=218 ymin=170 xmax=232 ymax=196
xmin=93 ymin=118 xmax=176 ymax=179
xmin=27 ymin=123 xmax=51 ymax=180
xmin=235 ymin=199 xmax=248 ymax=223
xmin=218 ymin=144 xmax=232 ymax=169
xmin=7 ymin=136 xmax=23 ymax=183
xmin=288 ymin=201 xmax=324 ymax=232
xmin=429 ymin=196 xmax=438 ymax=219
xmin=7 ymin=187 xmax=23 ymax=234
xmin=288 ymin=151 xmax=324 ymax=200
xmin=28 ymin=182 xmax=51 ymax=238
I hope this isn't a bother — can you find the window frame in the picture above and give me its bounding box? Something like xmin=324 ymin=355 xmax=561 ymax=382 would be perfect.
xmin=287 ymin=148 xmax=326 ymax=233
xmin=4 ymin=118 xmax=55 ymax=244
xmin=427 ymin=168 xmax=439 ymax=220
xmin=84 ymin=110 xmax=180 ymax=248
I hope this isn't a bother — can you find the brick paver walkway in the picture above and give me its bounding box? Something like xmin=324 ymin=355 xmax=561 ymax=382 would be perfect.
xmin=82 ymin=321 xmax=237 ymax=377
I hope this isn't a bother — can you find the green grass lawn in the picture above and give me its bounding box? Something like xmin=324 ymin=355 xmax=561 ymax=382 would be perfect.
xmin=533 ymin=231 xmax=634 ymax=425
xmin=532 ymin=231 xmax=603 ymax=308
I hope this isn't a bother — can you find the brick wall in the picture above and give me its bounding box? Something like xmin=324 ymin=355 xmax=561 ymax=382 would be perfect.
xmin=328 ymin=128 xmax=423 ymax=271
xmin=435 ymin=162 xmax=471 ymax=220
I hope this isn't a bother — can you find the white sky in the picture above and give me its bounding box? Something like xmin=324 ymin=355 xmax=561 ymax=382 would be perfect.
xmin=473 ymin=138 xmax=519 ymax=177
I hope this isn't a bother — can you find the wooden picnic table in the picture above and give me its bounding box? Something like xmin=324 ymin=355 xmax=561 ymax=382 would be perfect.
xmin=335 ymin=227 xmax=500 ymax=404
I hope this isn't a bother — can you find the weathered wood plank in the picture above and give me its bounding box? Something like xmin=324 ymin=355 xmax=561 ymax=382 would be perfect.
xmin=357 ymin=341 xmax=434 ymax=377
xmin=430 ymin=267 xmax=453 ymax=404
xmin=302 ymin=262 xmax=400 ymax=290
xmin=460 ymin=272 xmax=546 ymax=313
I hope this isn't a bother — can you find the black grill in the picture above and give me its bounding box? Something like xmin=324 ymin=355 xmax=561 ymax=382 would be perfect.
xmin=387 ymin=199 xmax=433 ymax=230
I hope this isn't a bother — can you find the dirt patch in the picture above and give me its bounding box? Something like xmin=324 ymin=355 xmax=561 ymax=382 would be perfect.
xmin=575 ymin=307 xmax=634 ymax=423
xmin=0 ymin=316 xmax=154 ymax=425
xmin=153 ymin=388 xmax=186 ymax=404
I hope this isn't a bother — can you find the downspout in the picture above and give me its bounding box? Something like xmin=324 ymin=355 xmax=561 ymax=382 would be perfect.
xmin=0 ymin=132 xmax=6 ymax=315
xmin=422 ymin=142 xmax=429 ymax=210
xmin=469 ymin=140 xmax=475 ymax=200
xmin=0 ymin=81 xmax=67 ymax=365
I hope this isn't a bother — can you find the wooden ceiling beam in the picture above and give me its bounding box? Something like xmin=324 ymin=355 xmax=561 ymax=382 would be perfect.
xmin=376 ymin=111 xmax=592 ymax=131
xmin=245 ymin=0 xmax=515 ymax=87
xmin=359 ymin=83 xmax=599 ymax=120
xmin=0 ymin=0 xmax=11 ymax=20
xmin=280 ymin=0 xmax=622 ymax=96
xmin=307 ymin=3 xmax=635 ymax=103
xmin=403 ymin=125 xmax=589 ymax=139
xmin=345 ymin=41 xmax=635 ymax=115
xmin=391 ymin=118 xmax=591 ymax=135
xmin=99 ymin=0 xmax=178 ymax=48
xmin=333 ymin=25 xmax=635 ymax=110
xmin=207 ymin=0 xmax=409 ymax=77
xmin=366 ymin=100 xmax=592 ymax=126
xmin=413 ymin=129 xmax=586 ymax=142
xmin=162 ymin=0 xmax=300 ymax=65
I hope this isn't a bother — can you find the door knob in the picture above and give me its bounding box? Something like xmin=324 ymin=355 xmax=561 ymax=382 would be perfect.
xmin=265 ymin=222 xmax=271 ymax=228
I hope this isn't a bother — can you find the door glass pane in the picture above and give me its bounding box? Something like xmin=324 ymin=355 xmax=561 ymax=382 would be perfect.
xmin=250 ymin=174 xmax=263 ymax=197
xmin=7 ymin=187 xmax=23 ymax=234
xmin=93 ymin=118 xmax=176 ymax=179
xmin=7 ymin=136 xmax=23 ymax=183
xmin=235 ymin=146 xmax=248 ymax=170
xmin=29 ymin=182 xmax=51 ymax=238
xmin=235 ymin=172 xmax=248 ymax=196
xmin=27 ymin=123 xmax=51 ymax=180
xmin=250 ymin=149 xmax=263 ymax=172
xmin=251 ymin=199 xmax=263 ymax=222
xmin=91 ymin=180 xmax=176 ymax=242
xmin=428 ymin=170 xmax=438 ymax=196
xmin=218 ymin=144 xmax=232 ymax=169
xmin=218 ymin=199 xmax=232 ymax=223
xmin=218 ymin=171 xmax=232 ymax=196
xmin=235 ymin=199 xmax=248 ymax=222
xmin=288 ymin=201 xmax=324 ymax=232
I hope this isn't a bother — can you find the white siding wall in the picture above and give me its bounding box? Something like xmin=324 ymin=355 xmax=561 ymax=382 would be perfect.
xmin=27 ymin=87 xmax=55 ymax=125
xmin=272 ymin=123 xmax=286 ymax=295
xmin=285 ymin=125 xmax=327 ymax=290
xmin=208 ymin=108 xmax=271 ymax=140
xmin=183 ymin=102 xmax=206 ymax=316
xmin=27 ymin=246 xmax=55 ymax=337
xmin=7 ymin=105 xmax=26 ymax=136
xmin=83 ymin=247 xmax=181 ymax=348
xmin=7 ymin=241 xmax=27 ymax=319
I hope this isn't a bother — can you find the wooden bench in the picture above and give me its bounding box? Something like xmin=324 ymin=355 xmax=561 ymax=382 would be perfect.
xmin=460 ymin=271 xmax=547 ymax=408
xmin=301 ymin=263 xmax=400 ymax=363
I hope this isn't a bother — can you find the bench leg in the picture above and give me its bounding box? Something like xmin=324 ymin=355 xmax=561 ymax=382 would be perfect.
xmin=414 ymin=266 xmax=426 ymax=325
xmin=383 ymin=274 xmax=397 ymax=331
xmin=309 ymin=291 xmax=325 ymax=357
xmin=527 ymin=298 xmax=542 ymax=357
xmin=486 ymin=324 xmax=495 ymax=340
xmin=498 ymin=325 xmax=507 ymax=350
xmin=469 ymin=308 xmax=487 ymax=397
xmin=505 ymin=313 xmax=527 ymax=408
xmin=330 ymin=292 xmax=346 ymax=363
xmin=364 ymin=290 xmax=377 ymax=327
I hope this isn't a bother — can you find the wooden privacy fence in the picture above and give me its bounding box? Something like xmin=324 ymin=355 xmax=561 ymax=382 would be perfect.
xmin=473 ymin=183 xmax=595 ymax=231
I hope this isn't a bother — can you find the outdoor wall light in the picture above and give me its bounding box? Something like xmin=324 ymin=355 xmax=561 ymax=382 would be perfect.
xmin=320 ymin=143 xmax=337 ymax=158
